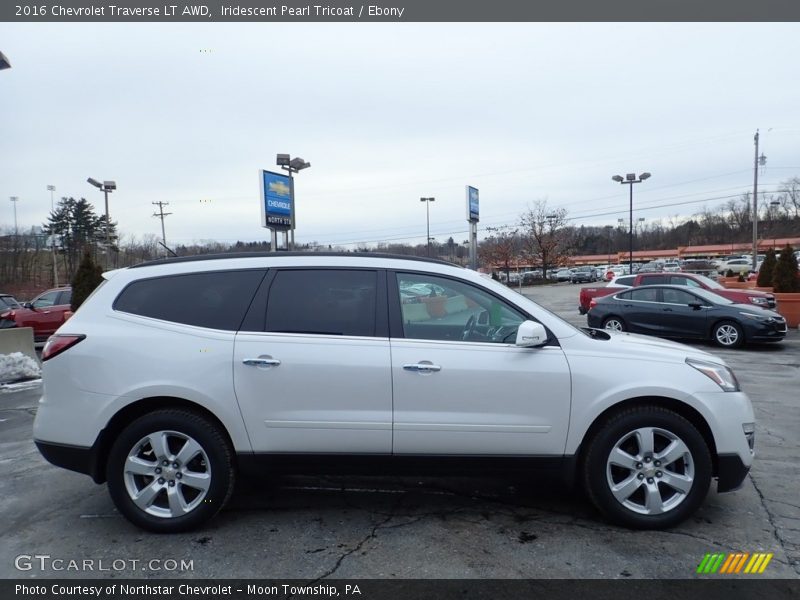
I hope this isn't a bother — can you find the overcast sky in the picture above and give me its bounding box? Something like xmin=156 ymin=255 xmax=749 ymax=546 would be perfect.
xmin=2 ymin=23 xmax=799 ymax=249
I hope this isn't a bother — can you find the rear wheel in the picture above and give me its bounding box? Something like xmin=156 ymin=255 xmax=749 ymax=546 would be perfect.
xmin=106 ymin=409 xmax=235 ymax=533
xmin=712 ymin=321 xmax=744 ymax=348
xmin=602 ymin=316 xmax=626 ymax=332
xmin=583 ymin=405 xmax=712 ymax=529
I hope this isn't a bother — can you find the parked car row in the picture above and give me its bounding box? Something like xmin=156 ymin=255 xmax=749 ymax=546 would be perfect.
xmin=0 ymin=287 xmax=73 ymax=342
xmin=579 ymin=272 xmax=775 ymax=315
xmin=587 ymin=285 xmax=787 ymax=348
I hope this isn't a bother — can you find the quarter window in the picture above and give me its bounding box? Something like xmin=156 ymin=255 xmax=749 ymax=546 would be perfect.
xmin=114 ymin=270 xmax=266 ymax=331
xmin=395 ymin=273 xmax=525 ymax=343
xmin=265 ymin=270 xmax=377 ymax=337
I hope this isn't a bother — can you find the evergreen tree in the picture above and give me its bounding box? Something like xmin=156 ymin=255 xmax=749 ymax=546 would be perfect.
xmin=43 ymin=197 xmax=117 ymax=278
xmin=70 ymin=249 xmax=104 ymax=311
xmin=756 ymin=248 xmax=777 ymax=287
xmin=773 ymin=244 xmax=800 ymax=293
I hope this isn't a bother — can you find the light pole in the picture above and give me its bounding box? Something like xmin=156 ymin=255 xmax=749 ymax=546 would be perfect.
xmin=277 ymin=154 xmax=311 ymax=251
xmin=87 ymin=178 xmax=117 ymax=267
xmin=420 ymin=197 xmax=435 ymax=257
xmin=752 ymin=131 xmax=767 ymax=270
xmin=47 ymin=185 xmax=58 ymax=286
xmin=612 ymin=172 xmax=651 ymax=274
xmin=9 ymin=196 xmax=19 ymax=235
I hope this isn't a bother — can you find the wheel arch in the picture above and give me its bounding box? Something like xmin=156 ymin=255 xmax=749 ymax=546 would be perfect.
xmin=576 ymin=396 xmax=719 ymax=477
xmin=89 ymin=396 xmax=235 ymax=484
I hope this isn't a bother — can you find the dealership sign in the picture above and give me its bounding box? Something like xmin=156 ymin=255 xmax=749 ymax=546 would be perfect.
xmin=260 ymin=169 xmax=293 ymax=229
xmin=467 ymin=186 xmax=479 ymax=222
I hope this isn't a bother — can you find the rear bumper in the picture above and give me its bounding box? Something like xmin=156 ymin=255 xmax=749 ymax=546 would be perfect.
xmin=35 ymin=440 xmax=102 ymax=482
xmin=717 ymin=453 xmax=751 ymax=493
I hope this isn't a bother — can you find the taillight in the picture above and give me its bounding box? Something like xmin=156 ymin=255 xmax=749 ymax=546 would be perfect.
xmin=1 ymin=310 xmax=14 ymax=319
xmin=42 ymin=334 xmax=86 ymax=361
xmin=589 ymin=299 xmax=597 ymax=309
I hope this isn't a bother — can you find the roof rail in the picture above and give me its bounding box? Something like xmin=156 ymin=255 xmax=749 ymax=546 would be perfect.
xmin=128 ymin=251 xmax=462 ymax=269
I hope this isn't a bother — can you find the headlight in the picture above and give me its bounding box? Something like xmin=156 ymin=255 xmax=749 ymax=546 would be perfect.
xmin=749 ymin=297 xmax=768 ymax=306
xmin=739 ymin=311 xmax=775 ymax=323
xmin=686 ymin=358 xmax=740 ymax=392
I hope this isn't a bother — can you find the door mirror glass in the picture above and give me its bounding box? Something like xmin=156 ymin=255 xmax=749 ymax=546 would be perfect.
xmin=515 ymin=320 xmax=548 ymax=347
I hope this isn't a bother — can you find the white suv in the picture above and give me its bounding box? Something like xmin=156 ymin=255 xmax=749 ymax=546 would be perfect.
xmin=34 ymin=253 xmax=755 ymax=532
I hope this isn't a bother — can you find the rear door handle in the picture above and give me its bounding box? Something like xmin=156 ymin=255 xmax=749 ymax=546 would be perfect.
xmin=403 ymin=363 xmax=442 ymax=373
xmin=243 ymin=357 xmax=281 ymax=367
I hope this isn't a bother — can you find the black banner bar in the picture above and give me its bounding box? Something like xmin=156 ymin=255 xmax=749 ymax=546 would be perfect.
xmin=3 ymin=579 xmax=800 ymax=600
xmin=3 ymin=0 xmax=800 ymax=22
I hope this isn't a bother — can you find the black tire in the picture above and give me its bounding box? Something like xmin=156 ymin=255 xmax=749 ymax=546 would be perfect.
xmin=582 ymin=405 xmax=712 ymax=529
xmin=106 ymin=409 xmax=235 ymax=533
xmin=602 ymin=316 xmax=626 ymax=332
xmin=711 ymin=320 xmax=744 ymax=349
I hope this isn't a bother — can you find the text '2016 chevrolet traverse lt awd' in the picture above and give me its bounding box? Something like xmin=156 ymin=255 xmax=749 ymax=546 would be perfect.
xmin=34 ymin=253 xmax=755 ymax=532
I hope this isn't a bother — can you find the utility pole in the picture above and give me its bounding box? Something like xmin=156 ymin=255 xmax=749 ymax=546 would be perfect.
xmin=9 ymin=196 xmax=19 ymax=235
xmin=752 ymin=131 xmax=767 ymax=270
xmin=152 ymin=201 xmax=172 ymax=254
xmin=47 ymin=185 xmax=58 ymax=286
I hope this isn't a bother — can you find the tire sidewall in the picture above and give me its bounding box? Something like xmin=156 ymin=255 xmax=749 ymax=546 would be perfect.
xmin=603 ymin=316 xmax=626 ymax=332
xmin=107 ymin=410 xmax=234 ymax=533
xmin=584 ymin=408 xmax=712 ymax=529
xmin=713 ymin=321 xmax=744 ymax=348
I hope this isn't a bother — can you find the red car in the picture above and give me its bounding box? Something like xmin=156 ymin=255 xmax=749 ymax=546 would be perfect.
xmin=0 ymin=287 xmax=73 ymax=342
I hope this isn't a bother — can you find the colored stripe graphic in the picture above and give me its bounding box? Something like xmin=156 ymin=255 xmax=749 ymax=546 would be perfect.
xmin=697 ymin=552 xmax=773 ymax=574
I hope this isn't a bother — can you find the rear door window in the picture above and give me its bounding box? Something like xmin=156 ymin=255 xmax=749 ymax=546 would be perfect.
xmin=114 ymin=270 xmax=266 ymax=331
xmin=265 ymin=269 xmax=378 ymax=337
xmin=638 ymin=274 xmax=667 ymax=285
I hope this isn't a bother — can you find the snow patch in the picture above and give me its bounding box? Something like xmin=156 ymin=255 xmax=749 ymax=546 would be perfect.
xmin=0 ymin=352 xmax=42 ymax=383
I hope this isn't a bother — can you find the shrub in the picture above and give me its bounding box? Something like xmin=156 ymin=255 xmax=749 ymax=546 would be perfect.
xmin=757 ymin=249 xmax=777 ymax=287
xmin=70 ymin=250 xmax=104 ymax=311
xmin=737 ymin=272 xmax=746 ymax=282
xmin=725 ymin=269 xmax=735 ymax=277
xmin=773 ymin=244 xmax=800 ymax=293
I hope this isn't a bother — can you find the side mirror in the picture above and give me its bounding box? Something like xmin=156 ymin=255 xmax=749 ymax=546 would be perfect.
xmin=688 ymin=302 xmax=703 ymax=310
xmin=23 ymin=301 xmax=34 ymax=310
xmin=515 ymin=320 xmax=548 ymax=347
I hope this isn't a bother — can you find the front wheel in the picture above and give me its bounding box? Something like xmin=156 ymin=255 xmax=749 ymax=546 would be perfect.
xmin=602 ymin=316 xmax=626 ymax=332
xmin=582 ymin=405 xmax=712 ymax=529
xmin=106 ymin=409 xmax=235 ymax=533
xmin=712 ymin=321 xmax=744 ymax=348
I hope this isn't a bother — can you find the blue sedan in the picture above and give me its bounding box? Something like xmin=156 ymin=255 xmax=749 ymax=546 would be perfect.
xmin=587 ymin=285 xmax=787 ymax=348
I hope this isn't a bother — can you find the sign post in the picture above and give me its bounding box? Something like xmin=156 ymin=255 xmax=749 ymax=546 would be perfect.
xmin=466 ymin=186 xmax=479 ymax=270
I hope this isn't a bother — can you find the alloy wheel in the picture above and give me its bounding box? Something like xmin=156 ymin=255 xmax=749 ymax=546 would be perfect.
xmin=605 ymin=427 xmax=694 ymax=515
xmin=123 ymin=430 xmax=211 ymax=519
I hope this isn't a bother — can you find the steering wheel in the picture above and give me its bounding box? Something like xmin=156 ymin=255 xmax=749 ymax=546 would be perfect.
xmin=461 ymin=314 xmax=477 ymax=341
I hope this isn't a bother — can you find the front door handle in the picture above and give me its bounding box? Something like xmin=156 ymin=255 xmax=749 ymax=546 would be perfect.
xmin=403 ymin=363 xmax=442 ymax=373
xmin=662 ymin=308 xmax=673 ymax=312
xmin=243 ymin=357 xmax=281 ymax=367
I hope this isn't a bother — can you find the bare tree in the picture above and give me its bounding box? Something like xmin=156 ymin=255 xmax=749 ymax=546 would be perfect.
xmin=479 ymin=226 xmax=520 ymax=279
xmin=519 ymin=201 xmax=569 ymax=278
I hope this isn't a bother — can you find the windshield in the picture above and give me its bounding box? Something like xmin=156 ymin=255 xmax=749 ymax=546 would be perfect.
xmin=694 ymin=274 xmax=724 ymax=289
xmin=691 ymin=287 xmax=734 ymax=305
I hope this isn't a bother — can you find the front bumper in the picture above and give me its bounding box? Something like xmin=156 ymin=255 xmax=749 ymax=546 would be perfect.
xmin=717 ymin=453 xmax=751 ymax=493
